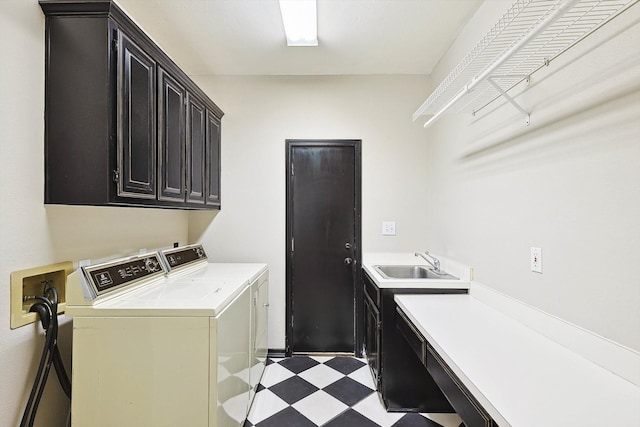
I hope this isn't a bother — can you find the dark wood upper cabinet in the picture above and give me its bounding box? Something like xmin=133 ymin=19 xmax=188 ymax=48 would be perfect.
xmin=158 ymin=67 xmax=186 ymax=203
xmin=206 ymin=112 xmax=222 ymax=208
xmin=40 ymin=0 xmax=223 ymax=210
xmin=118 ymin=31 xmax=157 ymax=199
xmin=186 ymin=94 xmax=207 ymax=205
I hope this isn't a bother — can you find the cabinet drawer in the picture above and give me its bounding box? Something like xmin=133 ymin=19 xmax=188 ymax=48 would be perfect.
xmin=363 ymin=272 xmax=380 ymax=307
xmin=395 ymin=308 xmax=426 ymax=365
xmin=426 ymin=344 xmax=497 ymax=427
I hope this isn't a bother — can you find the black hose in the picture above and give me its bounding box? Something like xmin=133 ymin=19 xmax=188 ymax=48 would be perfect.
xmin=29 ymin=343 xmax=54 ymax=427
xmin=20 ymin=303 xmax=53 ymax=427
xmin=41 ymin=289 xmax=71 ymax=398
xmin=30 ymin=295 xmax=58 ymax=427
xmin=20 ymin=288 xmax=72 ymax=427
xmin=53 ymin=345 xmax=72 ymax=398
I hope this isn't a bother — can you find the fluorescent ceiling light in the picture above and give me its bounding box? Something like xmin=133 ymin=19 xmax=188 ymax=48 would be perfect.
xmin=278 ymin=0 xmax=318 ymax=46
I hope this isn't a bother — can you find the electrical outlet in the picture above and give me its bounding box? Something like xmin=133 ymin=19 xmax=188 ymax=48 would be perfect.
xmin=382 ymin=221 xmax=396 ymax=236
xmin=531 ymin=247 xmax=542 ymax=273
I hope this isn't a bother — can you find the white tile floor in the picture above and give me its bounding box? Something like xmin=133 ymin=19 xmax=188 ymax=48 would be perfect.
xmin=244 ymin=356 xmax=463 ymax=427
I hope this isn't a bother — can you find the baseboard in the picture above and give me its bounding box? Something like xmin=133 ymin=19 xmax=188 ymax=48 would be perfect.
xmin=267 ymin=348 xmax=287 ymax=358
xmin=470 ymin=281 xmax=640 ymax=386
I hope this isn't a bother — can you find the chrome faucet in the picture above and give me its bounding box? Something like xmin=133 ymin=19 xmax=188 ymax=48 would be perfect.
xmin=415 ymin=251 xmax=441 ymax=273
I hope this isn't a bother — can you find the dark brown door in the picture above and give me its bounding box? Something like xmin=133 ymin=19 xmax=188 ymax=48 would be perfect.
xmin=286 ymin=140 xmax=362 ymax=354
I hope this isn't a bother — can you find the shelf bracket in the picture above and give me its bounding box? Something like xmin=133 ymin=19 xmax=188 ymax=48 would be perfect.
xmin=486 ymin=76 xmax=530 ymax=126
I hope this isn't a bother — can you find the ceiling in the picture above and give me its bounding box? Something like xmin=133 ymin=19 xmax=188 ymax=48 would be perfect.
xmin=115 ymin=0 xmax=483 ymax=76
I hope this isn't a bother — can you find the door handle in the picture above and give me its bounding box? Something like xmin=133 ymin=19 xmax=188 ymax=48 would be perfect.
xmin=344 ymin=257 xmax=353 ymax=265
xmin=345 ymin=242 xmax=352 ymax=250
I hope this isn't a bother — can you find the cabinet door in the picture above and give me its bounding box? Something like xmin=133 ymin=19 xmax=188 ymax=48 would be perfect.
xmin=364 ymin=293 xmax=381 ymax=388
xmin=158 ymin=67 xmax=186 ymax=202
xmin=117 ymin=31 xmax=156 ymax=199
xmin=206 ymin=111 xmax=221 ymax=207
xmin=186 ymin=94 xmax=206 ymax=204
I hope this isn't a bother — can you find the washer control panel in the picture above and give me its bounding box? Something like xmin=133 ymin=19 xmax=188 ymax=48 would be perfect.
xmin=160 ymin=244 xmax=208 ymax=272
xmin=83 ymin=254 xmax=166 ymax=297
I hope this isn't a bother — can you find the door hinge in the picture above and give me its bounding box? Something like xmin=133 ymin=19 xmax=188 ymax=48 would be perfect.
xmin=113 ymin=170 xmax=120 ymax=183
xmin=112 ymin=38 xmax=118 ymax=54
xmin=291 ymin=162 xmax=294 ymax=176
xmin=291 ymin=237 xmax=294 ymax=252
xmin=377 ymin=321 xmax=383 ymax=331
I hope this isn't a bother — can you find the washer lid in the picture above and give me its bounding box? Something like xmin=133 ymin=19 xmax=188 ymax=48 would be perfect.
xmin=67 ymin=263 xmax=268 ymax=317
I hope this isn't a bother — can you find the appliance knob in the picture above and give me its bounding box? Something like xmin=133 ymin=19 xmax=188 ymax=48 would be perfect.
xmin=145 ymin=258 xmax=159 ymax=272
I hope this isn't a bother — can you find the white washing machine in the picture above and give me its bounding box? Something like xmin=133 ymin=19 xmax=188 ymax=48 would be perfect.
xmin=65 ymin=245 xmax=268 ymax=427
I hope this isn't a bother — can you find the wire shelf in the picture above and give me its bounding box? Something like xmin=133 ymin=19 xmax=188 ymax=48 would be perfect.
xmin=413 ymin=0 xmax=638 ymax=127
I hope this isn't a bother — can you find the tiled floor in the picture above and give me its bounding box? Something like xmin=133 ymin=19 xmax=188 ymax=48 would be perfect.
xmin=244 ymin=356 xmax=462 ymax=427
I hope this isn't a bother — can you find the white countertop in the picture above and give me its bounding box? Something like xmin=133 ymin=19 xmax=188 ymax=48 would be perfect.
xmin=395 ymin=294 xmax=640 ymax=427
xmin=66 ymin=263 xmax=267 ymax=317
xmin=362 ymin=252 xmax=471 ymax=290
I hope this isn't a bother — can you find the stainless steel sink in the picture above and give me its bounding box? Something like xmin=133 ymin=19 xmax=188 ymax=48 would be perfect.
xmin=374 ymin=265 xmax=458 ymax=280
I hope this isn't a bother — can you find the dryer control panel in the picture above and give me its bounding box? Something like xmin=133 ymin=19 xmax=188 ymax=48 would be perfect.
xmin=160 ymin=244 xmax=208 ymax=272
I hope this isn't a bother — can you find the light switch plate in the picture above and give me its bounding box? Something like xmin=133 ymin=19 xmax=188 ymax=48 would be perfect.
xmin=382 ymin=221 xmax=396 ymax=236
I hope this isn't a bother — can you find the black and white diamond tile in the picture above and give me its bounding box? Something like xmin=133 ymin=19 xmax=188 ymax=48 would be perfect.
xmin=324 ymin=376 xmax=374 ymax=406
xmin=244 ymin=356 xmax=462 ymax=427
xmin=269 ymin=376 xmax=319 ymax=405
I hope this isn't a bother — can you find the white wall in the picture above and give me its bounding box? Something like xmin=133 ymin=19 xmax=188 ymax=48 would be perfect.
xmin=191 ymin=75 xmax=432 ymax=350
xmin=5 ymin=0 xmax=637 ymax=425
xmin=0 ymin=2 xmax=190 ymax=426
xmin=424 ymin=1 xmax=640 ymax=351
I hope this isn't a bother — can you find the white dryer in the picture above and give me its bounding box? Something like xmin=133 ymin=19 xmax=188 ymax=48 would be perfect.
xmin=65 ymin=245 xmax=268 ymax=427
